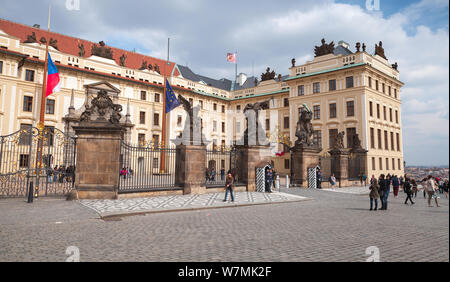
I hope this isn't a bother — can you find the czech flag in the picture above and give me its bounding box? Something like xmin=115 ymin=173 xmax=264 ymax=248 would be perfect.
xmin=46 ymin=53 xmax=61 ymax=97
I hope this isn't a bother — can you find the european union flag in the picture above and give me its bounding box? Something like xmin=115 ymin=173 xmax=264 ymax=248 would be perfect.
xmin=165 ymin=79 xmax=180 ymax=114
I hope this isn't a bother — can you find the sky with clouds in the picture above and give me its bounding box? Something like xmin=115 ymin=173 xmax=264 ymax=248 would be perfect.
xmin=0 ymin=0 xmax=448 ymax=166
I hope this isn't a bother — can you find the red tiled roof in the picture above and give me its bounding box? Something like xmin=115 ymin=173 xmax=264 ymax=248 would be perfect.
xmin=0 ymin=18 xmax=176 ymax=77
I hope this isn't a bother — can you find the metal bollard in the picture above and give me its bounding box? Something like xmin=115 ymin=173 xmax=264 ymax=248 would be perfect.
xmin=286 ymin=175 xmax=290 ymax=189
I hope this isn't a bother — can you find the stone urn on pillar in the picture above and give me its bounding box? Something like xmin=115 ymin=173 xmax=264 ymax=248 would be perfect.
xmin=290 ymin=106 xmax=321 ymax=187
xmin=72 ymin=90 xmax=125 ymax=199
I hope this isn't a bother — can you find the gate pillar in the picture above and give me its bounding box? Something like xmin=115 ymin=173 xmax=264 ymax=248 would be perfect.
xmin=235 ymin=145 xmax=272 ymax=192
xmin=329 ymin=148 xmax=350 ymax=187
xmin=73 ymin=123 xmax=124 ymax=199
xmin=290 ymin=144 xmax=321 ymax=188
xmin=175 ymin=144 xmax=207 ymax=195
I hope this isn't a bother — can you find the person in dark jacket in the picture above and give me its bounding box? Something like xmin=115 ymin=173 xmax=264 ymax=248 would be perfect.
xmin=378 ymin=174 xmax=387 ymax=210
xmin=392 ymin=175 xmax=400 ymax=197
xmin=404 ymin=177 xmax=415 ymax=205
xmin=223 ymin=170 xmax=235 ymax=202
xmin=316 ymin=169 xmax=322 ymax=189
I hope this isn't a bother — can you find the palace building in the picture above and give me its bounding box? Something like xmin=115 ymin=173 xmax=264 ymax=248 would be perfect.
xmin=0 ymin=19 xmax=404 ymax=179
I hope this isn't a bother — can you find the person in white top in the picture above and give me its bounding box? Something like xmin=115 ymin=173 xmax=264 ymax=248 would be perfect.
xmin=424 ymin=175 xmax=440 ymax=207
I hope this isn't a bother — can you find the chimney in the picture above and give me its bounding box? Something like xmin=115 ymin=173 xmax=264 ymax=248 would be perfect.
xmin=236 ymin=73 xmax=247 ymax=86
xmin=338 ymin=40 xmax=350 ymax=49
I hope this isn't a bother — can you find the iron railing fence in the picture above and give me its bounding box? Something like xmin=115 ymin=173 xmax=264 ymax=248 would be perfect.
xmin=118 ymin=142 xmax=181 ymax=193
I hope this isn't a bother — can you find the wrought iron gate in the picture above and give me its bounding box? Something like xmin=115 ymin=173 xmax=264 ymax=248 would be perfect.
xmin=205 ymin=147 xmax=238 ymax=187
xmin=118 ymin=141 xmax=181 ymax=193
xmin=0 ymin=127 xmax=77 ymax=198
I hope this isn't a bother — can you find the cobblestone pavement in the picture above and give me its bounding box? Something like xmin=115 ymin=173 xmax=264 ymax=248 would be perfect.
xmin=80 ymin=192 xmax=309 ymax=217
xmin=0 ymin=188 xmax=448 ymax=262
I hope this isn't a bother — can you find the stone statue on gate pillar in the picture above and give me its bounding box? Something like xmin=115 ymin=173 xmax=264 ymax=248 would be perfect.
xmin=294 ymin=106 xmax=316 ymax=148
xmin=290 ymin=105 xmax=321 ymax=187
xmin=240 ymin=99 xmax=270 ymax=146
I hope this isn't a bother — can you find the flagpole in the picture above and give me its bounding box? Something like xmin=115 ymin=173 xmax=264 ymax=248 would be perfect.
xmin=160 ymin=37 xmax=170 ymax=173
xmin=34 ymin=4 xmax=51 ymax=197
xmin=235 ymin=50 xmax=237 ymax=86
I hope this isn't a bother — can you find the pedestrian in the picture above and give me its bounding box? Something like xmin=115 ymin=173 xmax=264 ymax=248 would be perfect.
xmin=272 ymin=168 xmax=277 ymax=189
xmin=47 ymin=167 xmax=53 ymax=183
xmin=384 ymin=174 xmax=391 ymax=210
xmin=205 ymin=170 xmax=210 ymax=182
xmin=121 ymin=167 xmax=127 ymax=179
xmin=265 ymin=167 xmax=273 ymax=193
xmin=424 ymin=175 xmax=440 ymax=207
xmin=411 ymin=179 xmax=418 ymax=198
xmin=329 ymin=173 xmax=337 ymax=189
xmin=392 ymin=175 xmax=400 ymax=197
xmin=211 ymin=168 xmax=216 ymax=182
xmin=403 ymin=177 xmax=415 ymax=205
xmin=223 ymin=170 xmax=234 ymax=202
xmin=443 ymin=179 xmax=449 ymax=198
xmin=220 ymin=168 xmax=225 ymax=181
xmin=370 ymin=175 xmax=376 ymax=185
xmin=53 ymin=165 xmax=58 ymax=183
xmin=378 ymin=174 xmax=387 ymax=210
xmin=369 ymin=178 xmax=380 ymax=211
xmin=316 ymin=168 xmax=322 ymax=189
xmin=362 ymin=173 xmax=367 ymax=187
xmin=422 ymin=177 xmax=427 ymax=198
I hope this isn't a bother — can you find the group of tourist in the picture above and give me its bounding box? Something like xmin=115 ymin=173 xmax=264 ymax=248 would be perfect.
xmin=119 ymin=167 xmax=134 ymax=179
xmin=46 ymin=165 xmax=75 ymax=183
xmin=368 ymin=173 xmax=448 ymax=210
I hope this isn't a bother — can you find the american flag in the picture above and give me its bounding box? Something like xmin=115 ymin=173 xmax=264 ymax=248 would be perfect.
xmin=226 ymin=53 xmax=236 ymax=63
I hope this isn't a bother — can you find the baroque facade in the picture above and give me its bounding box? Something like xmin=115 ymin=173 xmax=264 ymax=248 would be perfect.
xmin=0 ymin=19 xmax=403 ymax=178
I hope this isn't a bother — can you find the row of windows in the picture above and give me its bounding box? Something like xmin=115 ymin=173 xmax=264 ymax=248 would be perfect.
xmin=368 ymin=77 xmax=398 ymax=99
xmin=140 ymin=91 xmax=160 ymax=103
xmin=311 ymin=101 xmax=355 ymax=120
xmin=370 ymin=128 xmax=401 ymax=151
xmin=371 ymin=157 xmax=402 ymax=171
xmin=22 ymin=96 xmax=55 ymax=114
xmin=139 ymin=111 xmax=160 ymax=126
xmin=369 ymin=101 xmax=399 ymax=123
xmin=18 ymin=124 xmax=54 ymax=146
xmin=298 ymin=76 xmax=355 ymax=96
xmin=138 ymin=133 xmax=160 ymax=147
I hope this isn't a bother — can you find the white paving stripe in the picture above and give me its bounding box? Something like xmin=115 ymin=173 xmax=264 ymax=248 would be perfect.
xmin=79 ymin=191 xmax=310 ymax=216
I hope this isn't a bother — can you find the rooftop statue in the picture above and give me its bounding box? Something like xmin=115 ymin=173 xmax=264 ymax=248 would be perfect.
xmin=314 ymin=38 xmax=335 ymax=57
xmin=261 ymin=67 xmax=276 ymax=81
xmin=24 ymin=32 xmax=37 ymax=43
xmin=119 ymin=53 xmax=127 ymax=67
xmin=91 ymin=41 xmax=114 ymax=60
xmin=375 ymin=41 xmax=387 ymax=60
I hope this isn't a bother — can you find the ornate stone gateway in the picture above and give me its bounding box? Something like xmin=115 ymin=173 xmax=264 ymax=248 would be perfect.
xmin=0 ymin=126 xmax=76 ymax=198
